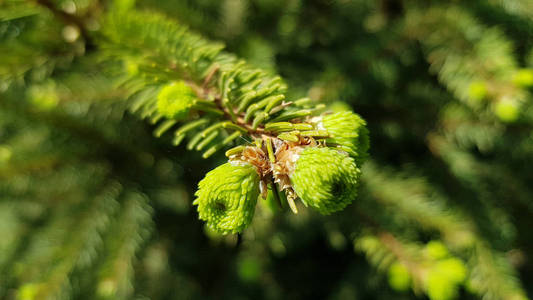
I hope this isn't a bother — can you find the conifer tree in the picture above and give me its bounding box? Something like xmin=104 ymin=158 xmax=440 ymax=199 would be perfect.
xmin=1 ymin=0 xmax=532 ymax=299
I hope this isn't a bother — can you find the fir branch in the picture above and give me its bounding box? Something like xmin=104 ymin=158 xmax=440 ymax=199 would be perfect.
xmin=98 ymin=9 xmax=318 ymax=155
xmin=468 ymin=241 xmax=529 ymax=300
xmin=404 ymin=4 xmax=531 ymax=122
xmin=14 ymin=182 xmax=121 ymax=299
xmin=362 ymin=161 xmax=476 ymax=248
xmin=96 ymin=9 xmax=369 ymax=226
xmin=360 ymin=161 xmax=529 ymax=300
xmin=355 ymin=232 xmax=427 ymax=293
xmin=96 ymin=192 xmax=154 ymax=299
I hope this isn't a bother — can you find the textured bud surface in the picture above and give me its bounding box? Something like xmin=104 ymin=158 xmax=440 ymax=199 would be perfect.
xmin=157 ymin=81 xmax=196 ymax=119
xmin=193 ymin=162 xmax=260 ymax=234
xmin=322 ymin=111 xmax=369 ymax=165
xmin=290 ymin=147 xmax=361 ymax=215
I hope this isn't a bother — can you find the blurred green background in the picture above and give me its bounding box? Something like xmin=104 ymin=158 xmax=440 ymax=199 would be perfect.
xmin=1 ymin=0 xmax=533 ymax=299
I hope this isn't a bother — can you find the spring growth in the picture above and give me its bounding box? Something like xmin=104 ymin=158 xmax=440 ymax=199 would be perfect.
xmin=290 ymin=147 xmax=361 ymax=215
xmin=157 ymin=81 xmax=197 ymax=120
xmin=319 ymin=111 xmax=369 ymax=165
xmin=193 ymin=162 xmax=260 ymax=234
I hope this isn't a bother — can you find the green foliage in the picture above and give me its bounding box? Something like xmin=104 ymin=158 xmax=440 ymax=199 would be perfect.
xmin=194 ymin=162 xmax=260 ymax=234
xmin=320 ymin=111 xmax=369 ymax=165
xmin=388 ymin=262 xmax=411 ymax=292
xmin=1 ymin=0 xmax=533 ymax=299
xmin=513 ymin=69 xmax=533 ymax=88
xmin=290 ymin=147 xmax=361 ymax=215
xmin=156 ymin=81 xmax=198 ymax=120
xmin=404 ymin=4 xmax=530 ymax=122
xmin=96 ymin=6 xmax=368 ymax=228
xmin=426 ymin=257 xmax=467 ymax=300
xmin=357 ymin=235 xmax=467 ymax=300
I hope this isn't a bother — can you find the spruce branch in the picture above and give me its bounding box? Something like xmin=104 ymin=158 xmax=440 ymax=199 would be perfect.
xmin=404 ymin=4 xmax=533 ymax=123
xmin=1 ymin=1 xmax=532 ymax=299
xmin=356 ymin=233 xmax=468 ymax=300
xmin=96 ymin=9 xmax=369 ymax=234
xmin=96 ymin=192 xmax=154 ymax=299
xmin=360 ymin=161 xmax=529 ymax=300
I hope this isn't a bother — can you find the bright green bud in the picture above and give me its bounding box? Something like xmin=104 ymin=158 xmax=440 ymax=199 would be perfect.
xmin=513 ymin=69 xmax=533 ymax=88
xmin=321 ymin=111 xmax=369 ymax=165
xmin=494 ymin=98 xmax=519 ymax=123
xmin=388 ymin=262 xmax=411 ymax=292
xmin=193 ymin=162 xmax=260 ymax=234
xmin=426 ymin=258 xmax=467 ymax=300
xmin=427 ymin=274 xmax=457 ymax=300
xmin=157 ymin=81 xmax=197 ymax=120
xmin=290 ymin=147 xmax=361 ymax=215
xmin=425 ymin=240 xmax=449 ymax=260
xmin=435 ymin=258 xmax=467 ymax=283
xmin=18 ymin=283 xmax=40 ymax=300
xmin=467 ymin=81 xmax=487 ymax=103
